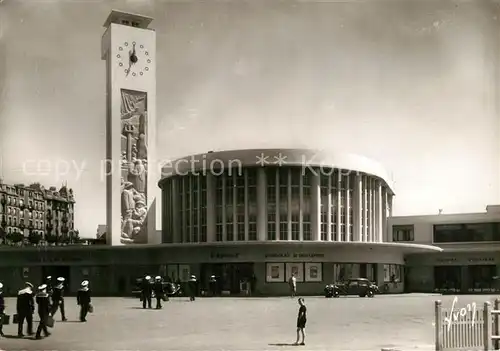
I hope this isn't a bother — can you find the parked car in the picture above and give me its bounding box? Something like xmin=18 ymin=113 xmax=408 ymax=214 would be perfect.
xmin=324 ymin=278 xmax=379 ymax=298
xmin=132 ymin=278 xmax=181 ymax=298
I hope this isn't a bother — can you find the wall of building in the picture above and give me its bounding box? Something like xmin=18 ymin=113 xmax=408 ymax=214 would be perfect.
xmin=102 ymin=16 xmax=157 ymax=246
xmin=405 ymin=266 xmax=434 ymax=292
xmin=0 ymin=182 xmax=75 ymax=244
xmin=0 ymin=243 xmax=410 ymax=296
xmin=161 ymin=166 xmax=393 ymax=245
xmin=388 ymin=208 xmax=500 ymax=245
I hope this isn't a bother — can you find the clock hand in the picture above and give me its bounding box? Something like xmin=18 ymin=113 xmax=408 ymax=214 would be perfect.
xmin=126 ymin=60 xmax=132 ymax=76
xmin=130 ymin=46 xmax=138 ymax=64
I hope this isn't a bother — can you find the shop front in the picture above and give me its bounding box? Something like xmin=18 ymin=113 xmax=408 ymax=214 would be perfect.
xmin=0 ymin=241 xmax=439 ymax=296
xmin=406 ymin=251 xmax=500 ymax=293
xmin=158 ymin=242 xmax=437 ymax=295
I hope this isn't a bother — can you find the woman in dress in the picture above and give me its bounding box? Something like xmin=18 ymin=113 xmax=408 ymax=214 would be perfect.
xmin=295 ymin=298 xmax=307 ymax=345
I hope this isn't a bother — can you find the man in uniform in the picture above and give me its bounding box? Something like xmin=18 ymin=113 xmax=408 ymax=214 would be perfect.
xmin=188 ymin=275 xmax=198 ymax=302
xmin=51 ymin=277 xmax=67 ymax=321
xmin=0 ymin=282 xmax=5 ymax=337
xmin=77 ymin=280 xmax=91 ymax=322
xmin=16 ymin=282 xmax=34 ymax=337
xmin=141 ymin=275 xmax=153 ymax=309
xmin=35 ymin=284 xmax=51 ymax=340
xmin=209 ymin=275 xmax=218 ymax=297
xmin=153 ymin=276 xmax=165 ymax=309
xmin=44 ymin=276 xmax=53 ymax=297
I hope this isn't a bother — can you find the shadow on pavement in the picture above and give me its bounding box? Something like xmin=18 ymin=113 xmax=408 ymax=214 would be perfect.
xmin=268 ymin=343 xmax=301 ymax=346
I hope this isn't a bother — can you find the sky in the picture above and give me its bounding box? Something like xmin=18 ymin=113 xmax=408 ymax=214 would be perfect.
xmin=0 ymin=0 xmax=499 ymax=238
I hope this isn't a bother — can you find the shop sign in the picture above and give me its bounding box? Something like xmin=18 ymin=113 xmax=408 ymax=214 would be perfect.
xmin=210 ymin=252 xmax=240 ymax=259
xmin=468 ymin=257 xmax=495 ymax=263
xmin=27 ymin=256 xmax=85 ymax=263
xmin=436 ymin=257 xmax=495 ymax=263
xmin=264 ymin=252 xmax=325 ymax=259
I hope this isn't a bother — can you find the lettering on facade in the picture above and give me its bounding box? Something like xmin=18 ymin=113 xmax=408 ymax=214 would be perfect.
xmin=264 ymin=253 xmax=325 ymax=259
xmin=210 ymin=253 xmax=240 ymax=259
xmin=265 ymin=253 xmax=290 ymax=258
xmin=293 ymin=253 xmax=325 ymax=258
xmin=468 ymin=257 xmax=494 ymax=263
xmin=27 ymin=256 xmax=85 ymax=263
xmin=436 ymin=257 xmax=495 ymax=264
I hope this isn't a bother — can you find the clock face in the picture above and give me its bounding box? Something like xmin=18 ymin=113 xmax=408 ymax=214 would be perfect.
xmin=116 ymin=41 xmax=152 ymax=77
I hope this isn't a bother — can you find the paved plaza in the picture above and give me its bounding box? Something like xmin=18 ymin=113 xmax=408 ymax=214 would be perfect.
xmin=0 ymin=294 xmax=494 ymax=351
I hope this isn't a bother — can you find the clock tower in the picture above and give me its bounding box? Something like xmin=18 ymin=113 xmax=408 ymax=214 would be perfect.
xmin=101 ymin=10 xmax=157 ymax=246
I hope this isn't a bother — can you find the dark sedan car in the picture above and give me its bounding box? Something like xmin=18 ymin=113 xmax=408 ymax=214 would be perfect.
xmin=324 ymin=278 xmax=379 ymax=298
xmin=132 ymin=278 xmax=181 ymax=298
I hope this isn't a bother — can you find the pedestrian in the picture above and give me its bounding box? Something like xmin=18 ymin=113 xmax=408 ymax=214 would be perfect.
xmin=141 ymin=275 xmax=153 ymax=309
xmin=175 ymin=278 xmax=182 ymax=295
xmin=51 ymin=277 xmax=67 ymax=322
xmin=188 ymin=275 xmax=198 ymax=302
xmin=294 ymin=298 xmax=307 ymax=346
xmin=35 ymin=284 xmax=51 ymax=340
xmin=44 ymin=276 xmax=53 ymax=297
xmin=288 ymin=273 xmax=297 ymax=297
xmin=250 ymin=274 xmax=257 ymax=296
xmin=153 ymin=276 xmax=165 ymax=309
xmin=16 ymin=282 xmax=34 ymax=338
xmin=209 ymin=275 xmax=217 ymax=297
xmin=0 ymin=282 xmax=5 ymax=337
xmin=77 ymin=280 xmax=91 ymax=322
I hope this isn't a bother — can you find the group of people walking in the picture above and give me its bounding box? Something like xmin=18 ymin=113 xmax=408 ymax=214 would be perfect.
xmin=140 ymin=275 xmax=170 ymax=309
xmin=0 ymin=276 xmax=92 ymax=339
xmin=137 ymin=273 xmax=307 ymax=346
xmin=139 ymin=274 xmax=199 ymax=308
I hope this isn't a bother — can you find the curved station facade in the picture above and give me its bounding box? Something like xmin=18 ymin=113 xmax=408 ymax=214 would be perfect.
xmin=0 ymin=149 xmax=442 ymax=296
xmin=156 ymin=149 xmax=440 ymax=295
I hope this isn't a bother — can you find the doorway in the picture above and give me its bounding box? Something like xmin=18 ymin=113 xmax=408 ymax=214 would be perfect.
xmin=434 ymin=266 xmax=461 ymax=293
xmin=467 ymin=265 xmax=496 ymax=292
xmin=200 ymin=263 xmax=254 ymax=294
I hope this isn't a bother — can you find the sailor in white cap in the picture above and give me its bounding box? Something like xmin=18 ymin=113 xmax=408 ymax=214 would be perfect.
xmin=0 ymin=282 xmax=5 ymax=336
xmin=140 ymin=275 xmax=153 ymax=309
xmin=80 ymin=280 xmax=89 ymax=290
xmin=34 ymin=284 xmax=51 ymax=339
xmin=16 ymin=282 xmax=34 ymax=337
xmin=153 ymin=276 xmax=165 ymax=309
xmin=77 ymin=281 xmax=91 ymax=322
xmin=44 ymin=276 xmax=53 ymax=297
xmin=188 ymin=275 xmax=198 ymax=302
xmin=50 ymin=277 xmax=67 ymax=322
